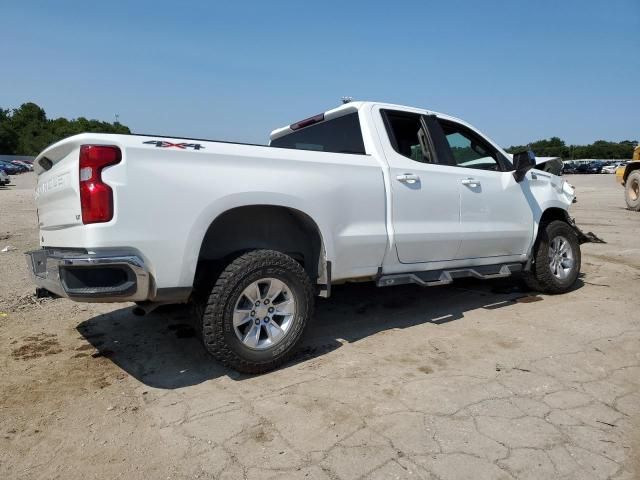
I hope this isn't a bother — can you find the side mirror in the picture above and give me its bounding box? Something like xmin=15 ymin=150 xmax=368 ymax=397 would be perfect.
xmin=513 ymin=150 xmax=536 ymax=182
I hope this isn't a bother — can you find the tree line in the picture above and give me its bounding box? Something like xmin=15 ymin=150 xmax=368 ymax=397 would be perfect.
xmin=506 ymin=137 xmax=637 ymax=160
xmin=1 ymin=102 xmax=637 ymax=160
xmin=0 ymin=102 xmax=130 ymax=156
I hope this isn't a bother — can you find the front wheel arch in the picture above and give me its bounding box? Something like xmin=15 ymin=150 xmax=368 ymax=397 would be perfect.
xmin=524 ymin=220 xmax=581 ymax=294
xmin=528 ymin=208 xmax=571 ymax=265
xmin=531 ymin=208 xmax=598 ymax=262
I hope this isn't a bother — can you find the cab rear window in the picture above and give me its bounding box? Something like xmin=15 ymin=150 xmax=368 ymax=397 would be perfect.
xmin=271 ymin=113 xmax=366 ymax=155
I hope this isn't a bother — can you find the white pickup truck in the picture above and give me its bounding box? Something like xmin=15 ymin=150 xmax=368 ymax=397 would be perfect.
xmin=27 ymin=101 xmax=593 ymax=372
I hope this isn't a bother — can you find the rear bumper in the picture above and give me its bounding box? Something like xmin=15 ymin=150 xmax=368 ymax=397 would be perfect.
xmin=25 ymin=248 xmax=151 ymax=302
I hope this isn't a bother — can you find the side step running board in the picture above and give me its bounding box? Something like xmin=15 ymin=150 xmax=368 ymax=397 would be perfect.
xmin=377 ymin=263 xmax=523 ymax=288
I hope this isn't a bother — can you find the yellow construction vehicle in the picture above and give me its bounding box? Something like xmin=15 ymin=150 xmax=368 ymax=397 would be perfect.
xmin=616 ymin=145 xmax=640 ymax=210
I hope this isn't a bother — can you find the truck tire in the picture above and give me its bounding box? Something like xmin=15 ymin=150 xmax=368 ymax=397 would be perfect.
xmin=199 ymin=250 xmax=313 ymax=374
xmin=523 ymin=220 xmax=581 ymax=294
xmin=624 ymin=171 xmax=640 ymax=211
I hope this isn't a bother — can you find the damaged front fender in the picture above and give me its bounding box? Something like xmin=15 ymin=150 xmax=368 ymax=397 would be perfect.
xmin=567 ymin=216 xmax=606 ymax=244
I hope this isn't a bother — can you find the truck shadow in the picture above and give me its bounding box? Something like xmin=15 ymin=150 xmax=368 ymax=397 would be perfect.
xmin=76 ymin=275 xmax=583 ymax=389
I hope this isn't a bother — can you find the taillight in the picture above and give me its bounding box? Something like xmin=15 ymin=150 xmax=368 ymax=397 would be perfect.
xmin=79 ymin=145 xmax=121 ymax=224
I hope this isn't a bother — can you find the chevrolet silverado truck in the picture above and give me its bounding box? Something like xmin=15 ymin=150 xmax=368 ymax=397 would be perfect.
xmin=27 ymin=101 xmax=592 ymax=373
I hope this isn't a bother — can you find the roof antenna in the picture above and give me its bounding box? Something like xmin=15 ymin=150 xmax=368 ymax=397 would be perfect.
xmin=341 ymin=96 xmax=353 ymax=104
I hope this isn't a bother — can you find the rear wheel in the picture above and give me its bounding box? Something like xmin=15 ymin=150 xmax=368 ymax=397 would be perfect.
xmin=624 ymin=171 xmax=640 ymax=211
xmin=524 ymin=220 xmax=581 ymax=294
xmin=199 ymin=250 xmax=313 ymax=374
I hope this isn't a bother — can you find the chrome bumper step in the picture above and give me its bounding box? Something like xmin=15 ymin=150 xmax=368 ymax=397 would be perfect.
xmin=377 ymin=263 xmax=523 ymax=288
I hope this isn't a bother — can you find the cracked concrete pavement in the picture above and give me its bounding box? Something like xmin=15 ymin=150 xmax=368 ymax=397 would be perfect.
xmin=1 ymin=173 xmax=639 ymax=479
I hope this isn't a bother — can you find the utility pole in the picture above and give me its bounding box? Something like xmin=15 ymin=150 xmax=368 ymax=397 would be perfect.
xmin=115 ymin=114 xmax=120 ymax=124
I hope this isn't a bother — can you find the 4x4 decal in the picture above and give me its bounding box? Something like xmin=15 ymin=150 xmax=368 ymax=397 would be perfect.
xmin=143 ymin=140 xmax=205 ymax=150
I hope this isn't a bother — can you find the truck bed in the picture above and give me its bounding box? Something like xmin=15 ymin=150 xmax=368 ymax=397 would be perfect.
xmin=33 ymin=132 xmax=389 ymax=296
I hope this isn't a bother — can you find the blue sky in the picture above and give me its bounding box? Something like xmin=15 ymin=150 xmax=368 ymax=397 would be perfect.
xmin=1 ymin=0 xmax=638 ymax=146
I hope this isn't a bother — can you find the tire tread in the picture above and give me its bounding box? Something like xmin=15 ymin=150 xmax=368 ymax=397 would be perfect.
xmin=200 ymin=250 xmax=313 ymax=374
xmin=523 ymin=220 xmax=580 ymax=294
xmin=625 ymin=171 xmax=640 ymax=211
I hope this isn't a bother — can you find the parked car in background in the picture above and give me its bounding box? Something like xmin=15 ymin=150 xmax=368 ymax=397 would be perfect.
xmin=563 ymin=162 xmax=578 ymax=174
xmin=588 ymin=161 xmax=605 ymax=174
xmin=12 ymin=160 xmax=34 ymax=171
xmin=13 ymin=161 xmax=30 ymax=173
xmin=575 ymin=163 xmax=591 ymax=174
xmin=0 ymin=169 xmax=9 ymax=186
xmin=602 ymin=162 xmax=624 ymax=174
xmin=0 ymin=160 xmax=25 ymax=175
xmin=575 ymin=161 xmax=604 ymax=174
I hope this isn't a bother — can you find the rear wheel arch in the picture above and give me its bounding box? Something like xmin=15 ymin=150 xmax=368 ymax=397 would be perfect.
xmin=194 ymin=205 xmax=327 ymax=293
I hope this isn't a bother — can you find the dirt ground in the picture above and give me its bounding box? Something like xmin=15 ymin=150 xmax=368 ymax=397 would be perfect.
xmin=1 ymin=172 xmax=639 ymax=480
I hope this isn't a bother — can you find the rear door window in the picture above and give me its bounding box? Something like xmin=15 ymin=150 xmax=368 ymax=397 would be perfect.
xmin=382 ymin=110 xmax=428 ymax=162
xmin=270 ymin=112 xmax=366 ymax=154
xmin=381 ymin=109 xmax=455 ymax=166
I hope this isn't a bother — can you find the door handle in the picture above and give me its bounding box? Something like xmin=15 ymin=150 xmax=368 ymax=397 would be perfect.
xmin=461 ymin=178 xmax=481 ymax=187
xmin=396 ymin=173 xmax=420 ymax=184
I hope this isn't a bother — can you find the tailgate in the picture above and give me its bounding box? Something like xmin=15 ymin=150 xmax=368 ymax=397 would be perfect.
xmin=35 ymin=139 xmax=83 ymax=231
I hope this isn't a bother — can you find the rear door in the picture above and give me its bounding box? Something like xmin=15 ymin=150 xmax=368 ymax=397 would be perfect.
xmin=434 ymin=119 xmax=534 ymax=259
xmin=377 ymin=108 xmax=464 ymax=263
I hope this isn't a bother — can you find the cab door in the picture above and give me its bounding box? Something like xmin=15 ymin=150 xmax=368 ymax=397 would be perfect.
xmin=376 ymin=108 xmax=465 ymax=263
xmin=434 ymin=119 xmax=534 ymax=259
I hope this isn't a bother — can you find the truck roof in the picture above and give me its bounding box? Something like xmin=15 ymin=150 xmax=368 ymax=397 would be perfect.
xmin=269 ymin=101 xmax=466 ymax=141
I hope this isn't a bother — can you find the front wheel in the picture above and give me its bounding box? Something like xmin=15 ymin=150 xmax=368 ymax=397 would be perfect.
xmin=199 ymin=250 xmax=313 ymax=374
xmin=524 ymin=220 xmax=581 ymax=294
